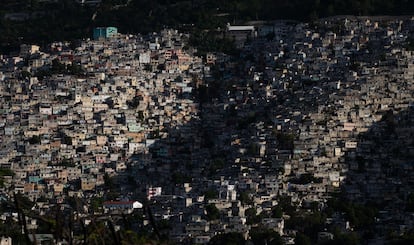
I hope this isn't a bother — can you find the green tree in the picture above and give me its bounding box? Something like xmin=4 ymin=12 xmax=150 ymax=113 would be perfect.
xmin=208 ymin=158 xmax=225 ymax=176
xmin=20 ymin=70 xmax=31 ymax=79
xmin=90 ymin=197 xmax=103 ymax=213
xmin=250 ymin=227 xmax=283 ymax=245
xmin=274 ymin=132 xmax=295 ymax=151
xmin=325 ymin=230 xmax=359 ymax=245
xmin=205 ymin=203 xmax=220 ymax=221
xmin=295 ymin=233 xmax=311 ymax=245
xmin=57 ymin=158 xmax=75 ymax=167
xmin=51 ymin=58 xmax=66 ymax=73
xmin=28 ymin=135 xmax=41 ymax=144
xmin=326 ymin=198 xmax=378 ymax=229
xmin=271 ymin=206 xmax=283 ymax=218
xmin=61 ymin=133 xmax=72 ymax=145
xmin=67 ymin=63 xmax=84 ymax=75
xmin=104 ymin=173 xmax=115 ymax=190
xmin=143 ymin=64 xmax=152 ymax=72
xmin=209 ymin=232 xmax=246 ymax=245
xmin=204 ymin=189 xmax=219 ymax=200
xmin=0 ymin=168 xmax=14 ymax=187
xmin=278 ymin=195 xmax=296 ymax=215
xmin=291 ymin=173 xmax=322 ymax=185
xmin=127 ymin=95 xmax=142 ymax=109
xmin=238 ymin=191 xmax=253 ymax=205
xmin=171 ymin=172 xmax=191 ymax=184
xmin=245 ymin=207 xmax=262 ymax=225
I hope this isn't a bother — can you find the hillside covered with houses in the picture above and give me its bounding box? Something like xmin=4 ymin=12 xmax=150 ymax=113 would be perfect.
xmin=0 ymin=15 xmax=414 ymax=244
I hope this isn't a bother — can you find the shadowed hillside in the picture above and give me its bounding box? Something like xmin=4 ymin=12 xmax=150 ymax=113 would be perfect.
xmin=2 ymin=0 xmax=414 ymax=53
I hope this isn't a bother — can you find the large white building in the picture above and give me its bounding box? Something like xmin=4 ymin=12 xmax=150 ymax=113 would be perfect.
xmin=103 ymin=200 xmax=143 ymax=214
xmin=226 ymin=24 xmax=256 ymax=48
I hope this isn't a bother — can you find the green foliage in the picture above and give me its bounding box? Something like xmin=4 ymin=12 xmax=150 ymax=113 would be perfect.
xmin=0 ymin=220 xmax=26 ymax=244
xmin=295 ymin=233 xmax=312 ymax=245
xmin=171 ymin=172 xmax=191 ymax=184
xmin=156 ymin=219 xmax=171 ymax=230
xmin=3 ymin=0 xmax=414 ymax=55
xmin=173 ymin=76 xmax=183 ymax=83
xmin=189 ymin=30 xmax=238 ymax=57
xmin=290 ymin=173 xmax=323 ymax=185
xmin=238 ymin=191 xmax=253 ymax=205
xmin=52 ymin=58 xmax=66 ymax=73
xmin=106 ymin=191 xmax=120 ymax=201
xmin=274 ymin=132 xmax=295 ymax=151
xmin=143 ymin=64 xmax=152 ymax=72
xmin=245 ymin=207 xmax=257 ymax=217
xmin=20 ymin=70 xmax=31 ymax=79
xmin=0 ymin=168 xmax=14 ymax=187
xmin=118 ymin=228 xmax=162 ymax=245
xmin=381 ymin=109 xmax=396 ymax=133
xmin=0 ymin=0 xmax=93 ymax=53
xmin=209 ymin=232 xmax=246 ymax=245
xmin=90 ymin=197 xmax=103 ymax=212
xmin=406 ymin=38 xmax=414 ymax=51
xmin=237 ymin=112 xmax=257 ymax=130
xmin=34 ymin=69 xmax=52 ymax=80
xmin=271 ymin=206 xmax=283 ymax=218
xmin=208 ymin=158 xmax=225 ymax=176
xmin=66 ymin=196 xmax=79 ymax=210
xmin=67 ymin=63 xmax=84 ymax=75
xmin=14 ymin=192 xmax=34 ymax=211
xmin=127 ymin=95 xmax=142 ymax=109
xmin=324 ymin=231 xmax=359 ymax=245
xmin=56 ymin=158 xmax=75 ymax=167
xmin=28 ymin=135 xmax=41 ymax=144
xmin=287 ymin=211 xmax=327 ymax=242
xmin=196 ymin=83 xmax=221 ymax=105
xmin=277 ymin=195 xmax=296 ymax=215
xmin=245 ymin=207 xmax=262 ymax=225
xmin=250 ymin=227 xmax=283 ymax=245
xmin=327 ymin=198 xmax=378 ymax=229
xmin=104 ymin=173 xmax=115 ymax=190
xmin=204 ymin=189 xmax=219 ymax=200
xmin=388 ymin=230 xmax=414 ymax=245
xmin=137 ymin=111 xmax=145 ymax=122
xmin=61 ymin=134 xmax=72 ymax=145
xmin=50 ymin=59 xmax=84 ymax=76
xmin=205 ymin=203 xmax=220 ymax=221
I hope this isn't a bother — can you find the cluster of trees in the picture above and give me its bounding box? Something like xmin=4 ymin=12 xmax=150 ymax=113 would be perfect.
xmin=274 ymin=131 xmax=295 ymax=151
xmin=32 ymin=59 xmax=84 ymax=80
xmin=126 ymin=95 xmax=143 ymax=109
xmin=0 ymin=0 xmax=93 ymax=53
xmin=0 ymin=190 xmax=166 ymax=245
xmin=325 ymin=197 xmax=378 ymax=229
xmin=3 ymin=0 xmax=414 ymax=54
xmin=290 ymin=173 xmax=323 ymax=185
xmin=189 ymin=30 xmax=238 ymax=56
xmin=0 ymin=168 xmax=14 ymax=187
xmin=207 ymin=228 xmax=284 ymax=245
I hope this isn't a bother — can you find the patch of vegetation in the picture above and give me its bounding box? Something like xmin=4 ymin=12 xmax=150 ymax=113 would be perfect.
xmin=290 ymin=173 xmax=323 ymax=185
xmin=4 ymin=0 xmax=414 ymax=54
xmin=205 ymin=203 xmax=220 ymax=221
xmin=209 ymin=232 xmax=246 ymax=245
xmin=250 ymin=227 xmax=283 ymax=245
xmin=0 ymin=168 xmax=14 ymax=187
xmin=28 ymin=135 xmax=41 ymax=144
